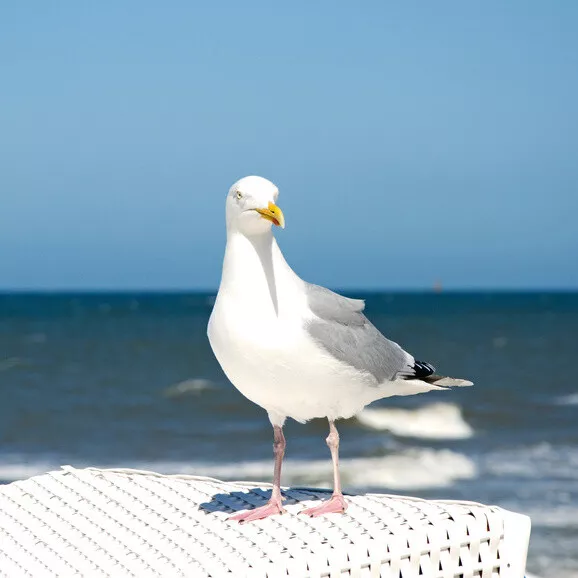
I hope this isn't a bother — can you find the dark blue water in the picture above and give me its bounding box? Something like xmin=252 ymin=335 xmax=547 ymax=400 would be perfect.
xmin=1 ymin=292 xmax=577 ymax=577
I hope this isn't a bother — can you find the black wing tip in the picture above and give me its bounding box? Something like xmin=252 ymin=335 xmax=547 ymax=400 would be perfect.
xmin=412 ymin=360 xmax=436 ymax=378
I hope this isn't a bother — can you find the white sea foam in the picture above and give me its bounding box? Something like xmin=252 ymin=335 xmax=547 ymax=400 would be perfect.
xmin=127 ymin=449 xmax=476 ymax=490
xmin=516 ymin=504 xmax=578 ymax=529
xmin=485 ymin=442 xmax=578 ymax=480
xmin=0 ymin=460 xmax=67 ymax=482
xmin=149 ymin=453 xmax=471 ymax=490
xmin=162 ymin=378 xmax=216 ymax=397
xmin=356 ymin=402 xmax=474 ymax=440
xmin=555 ymin=392 xmax=578 ymax=406
xmin=0 ymin=449 xmax=475 ymax=490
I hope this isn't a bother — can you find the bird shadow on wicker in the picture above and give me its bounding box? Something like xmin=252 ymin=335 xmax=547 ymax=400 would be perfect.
xmin=199 ymin=486 xmax=355 ymax=516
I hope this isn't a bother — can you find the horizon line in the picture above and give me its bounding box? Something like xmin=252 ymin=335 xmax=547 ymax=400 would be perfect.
xmin=1 ymin=287 xmax=577 ymax=295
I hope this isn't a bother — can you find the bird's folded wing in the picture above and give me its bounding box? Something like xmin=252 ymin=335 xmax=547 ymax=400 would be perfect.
xmin=304 ymin=283 xmax=416 ymax=384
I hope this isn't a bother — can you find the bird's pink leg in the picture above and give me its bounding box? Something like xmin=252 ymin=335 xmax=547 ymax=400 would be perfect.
xmin=229 ymin=425 xmax=286 ymax=523
xmin=302 ymin=420 xmax=348 ymax=517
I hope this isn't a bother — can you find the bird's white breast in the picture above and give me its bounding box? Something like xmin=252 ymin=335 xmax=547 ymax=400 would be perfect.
xmin=207 ymin=233 xmax=381 ymax=424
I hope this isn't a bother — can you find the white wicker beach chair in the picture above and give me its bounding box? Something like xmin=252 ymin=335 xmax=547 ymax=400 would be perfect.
xmin=0 ymin=466 xmax=530 ymax=577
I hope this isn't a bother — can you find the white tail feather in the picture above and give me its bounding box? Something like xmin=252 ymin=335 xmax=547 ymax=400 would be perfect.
xmin=430 ymin=377 xmax=473 ymax=387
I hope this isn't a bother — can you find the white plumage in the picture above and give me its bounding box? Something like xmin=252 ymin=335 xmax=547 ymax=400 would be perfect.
xmin=207 ymin=175 xmax=472 ymax=522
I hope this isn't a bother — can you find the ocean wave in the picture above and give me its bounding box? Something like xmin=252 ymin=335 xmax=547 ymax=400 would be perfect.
xmin=555 ymin=393 xmax=578 ymax=406
xmin=516 ymin=505 xmax=578 ymax=530
xmin=356 ymin=402 xmax=474 ymax=440
xmin=0 ymin=449 xmax=476 ymax=490
xmin=162 ymin=378 xmax=216 ymax=397
xmin=0 ymin=460 xmax=66 ymax=483
xmin=186 ymin=449 xmax=475 ymax=490
xmin=0 ymin=357 xmax=26 ymax=372
xmin=485 ymin=443 xmax=578 ymax=480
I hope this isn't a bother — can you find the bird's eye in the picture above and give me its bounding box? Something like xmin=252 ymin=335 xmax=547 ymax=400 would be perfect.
xmin=236 ymin=191 xmax=242 ymax=199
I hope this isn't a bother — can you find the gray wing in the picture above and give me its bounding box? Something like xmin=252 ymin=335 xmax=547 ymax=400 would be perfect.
xmin=305 ymin=283 xmax=426 ymax=384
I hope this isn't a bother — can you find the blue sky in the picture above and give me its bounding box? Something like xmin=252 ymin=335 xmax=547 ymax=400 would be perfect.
xmin=1 ymin=1 xmax=577 ymax=290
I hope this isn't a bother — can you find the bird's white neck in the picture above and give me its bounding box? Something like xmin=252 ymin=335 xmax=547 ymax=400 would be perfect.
xmin=220 ymin=230 xmax=300 ymax=317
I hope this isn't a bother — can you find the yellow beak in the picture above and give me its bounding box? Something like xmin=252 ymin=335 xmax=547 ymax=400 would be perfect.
xmin=255 ymin=202 xmax=285 ymax=229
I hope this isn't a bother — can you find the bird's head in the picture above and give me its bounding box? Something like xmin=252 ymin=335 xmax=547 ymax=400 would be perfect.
xmin=226 ymin=176 xmax=285 ymax=236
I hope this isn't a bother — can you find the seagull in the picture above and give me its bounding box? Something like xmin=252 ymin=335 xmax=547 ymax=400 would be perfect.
xmin=208 ymin=176 xmax=472 ymax=523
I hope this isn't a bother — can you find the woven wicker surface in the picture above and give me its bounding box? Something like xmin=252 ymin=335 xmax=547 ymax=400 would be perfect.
xmin=0 ymin=466 xmax=530 ymax=578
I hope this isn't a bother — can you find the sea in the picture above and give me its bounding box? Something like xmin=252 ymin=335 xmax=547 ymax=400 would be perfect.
xmin=1 ymin=291 xmax=577 ymax=577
